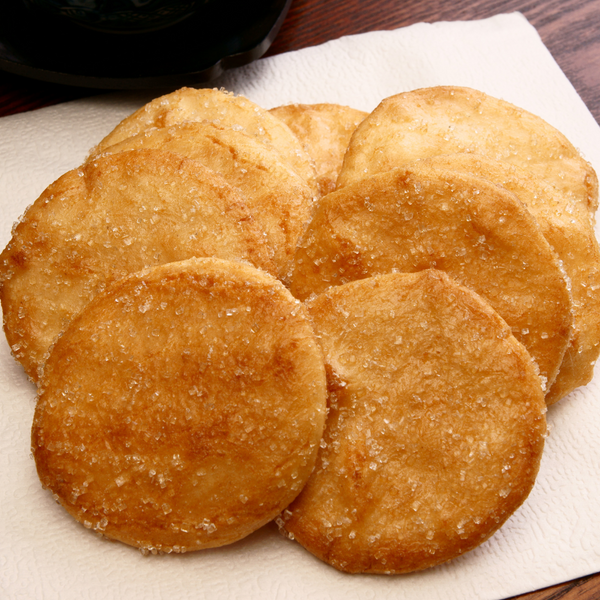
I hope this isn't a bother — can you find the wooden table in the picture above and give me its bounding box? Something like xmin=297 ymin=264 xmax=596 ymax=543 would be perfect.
xmin=1 ymin=1 xmax=599 ymax=598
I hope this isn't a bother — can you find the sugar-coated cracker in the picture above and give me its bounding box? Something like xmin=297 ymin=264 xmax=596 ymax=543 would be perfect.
xmin=32 ymin=257 xmax=327 ymax=553
xmin=281 ymin=270 xmax=547 ymax=573
xmin=270 ymin=103 xmax=367 ymax=196
xmin=291 ymin=164 xmax=573 ymax=392
xmin=0 ymin=149 xmax=274 ymax=382
xmin=337 ymin=86 xmax=598 ymax=222
xmin=413 ymin=153 xmax=600 ymax=404
xmin=93 ymin=87 xmax=318 ymax=195
xmin=95 ymin=121 xmax=316 ymax=281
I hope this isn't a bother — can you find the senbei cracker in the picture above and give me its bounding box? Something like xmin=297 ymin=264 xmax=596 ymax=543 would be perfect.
xmin=32 ymin=257 xmax=327 ymax=554
xmin=280 ymin=270 xmax=547 ymax=573
xmin=93 ymin=87 xmax=319 ymax=195
xmin=0 ymin=149 xmax=274 ymax=382
xmin=270 ymin=103 xmax=367 ymax=196
xmin=338 ymin=86 xmax=598 ymax=221
xmin=411 ymin=153 xmax=600 ymax=404
xmin=95 ymin=121 xmax=316 ymax=280
xmin=1 ymin=84 xmax=598 ymax=573
xmin=291 ymin=164 xmax=573 ymax=394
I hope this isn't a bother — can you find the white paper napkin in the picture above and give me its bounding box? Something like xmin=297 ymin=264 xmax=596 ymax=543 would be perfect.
xmin=1 ymin=12 xmax=600 ymax=600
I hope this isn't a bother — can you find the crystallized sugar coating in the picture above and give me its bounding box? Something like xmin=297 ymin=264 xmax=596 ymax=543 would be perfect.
xmin=337 ymin=86 xmax=598 ymax=221
xmin=291 ymin=164 xmax=573 ymax=394
xmin=0 ymin=149 xmax=275 ymax=383
xmin=96 ymin=121 xmax=317 ymax=281
xmin=280 ymin=270 xmax=547 ymax=574
xmin=269 ymin=103 xmax=368 ymax=196
xmin=32 ymin=257 xmax=327 ymax=554
xmin=93 ymin=87 xmax=318 ymax=195
xmin=413 ymin=154 xmax=600 ymax=404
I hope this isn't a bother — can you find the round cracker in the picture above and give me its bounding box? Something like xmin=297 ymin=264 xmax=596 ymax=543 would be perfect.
xmin=93 ymin=87 xmax=318 ymax=194
xmin=0 ymin=149 xmax=274 ymax=382
xmin=291 ymin=164 xmax=573 ymax=392
xmin=337 ymin=86 xmax=598 ymax=220
xmin=96 ymin=121 xmax=316 ymax=280
xmin=414 ymin=153 xmax=600 ymax=404
xmin=280 ymin=270 xmax=547 ymax=574
xmin=269 ymin=103 xmax=367 ymax=196
xmin=32 ymin=257 xmax=327 ymax=554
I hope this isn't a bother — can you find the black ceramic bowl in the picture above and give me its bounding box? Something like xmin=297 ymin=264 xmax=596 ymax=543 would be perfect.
xmin=22 ymin=0 xmax=210 ymax=33
xmin=0 ymin=0 xmax=292 ymax=88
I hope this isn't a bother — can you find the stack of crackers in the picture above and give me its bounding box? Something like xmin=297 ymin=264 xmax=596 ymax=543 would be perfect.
xmin=1 ymin=86 xmax=598 ymax=574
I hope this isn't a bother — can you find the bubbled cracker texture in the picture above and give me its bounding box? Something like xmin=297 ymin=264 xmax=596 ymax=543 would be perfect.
xmin=93 ymin=87 xmax=319 ymax=195
xmin=95 ymin=121 xmax=317 ymax=280
xmin=32 ymin=258 xmax=327 ymax=553
xmin=337 ymin=86 xmax=599 ymax=221
xmin=412 ymin=154 xmax=600 ymax=404
xmin=0 ymin=149 xmax=275 ymax=382
xmin=3 ymin=13 xmax=600 ymax=600
xmin=282 ymin=271 xmax=546 ymax=573
xmin=269 ymin=103 xmax=368 ymax=196
xmin=291 ymin=165 xmax=574 ymax=393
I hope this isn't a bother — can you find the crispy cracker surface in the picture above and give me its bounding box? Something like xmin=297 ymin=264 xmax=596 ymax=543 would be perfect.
xmin=270 ymin=103 xmax=367 ymax=196
xmin=0 ymin=149 xmax=274 ymax=382
xmin=32 ymin=257 xmax=327 ymax=553
xmin=97 ymin=121 xmax=316 ymax=281
xmin=93 ymin=87 xmax=318 ymax=194
xmin=338 ymin=86 xmax=598 ymax=221
xmin=291 ymin=165 xmax=573 ymax=391
xmin=281 ymin=270 xmax=546 ymax=573
xmin=414 ymin=154 xmax=600 ymax=404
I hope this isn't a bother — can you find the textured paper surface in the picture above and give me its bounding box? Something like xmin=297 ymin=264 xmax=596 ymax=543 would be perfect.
xmin=1 ymin=12 xmax=600 ymax=600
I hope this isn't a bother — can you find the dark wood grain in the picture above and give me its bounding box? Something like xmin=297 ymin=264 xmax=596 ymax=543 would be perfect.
xmin=507 ymin=573 xmax=600 ymax=600
xmin=1 ymin=1 xmax=599 ymax=599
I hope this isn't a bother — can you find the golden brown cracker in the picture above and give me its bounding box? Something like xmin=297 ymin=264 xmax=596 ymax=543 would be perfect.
xmin=96 ymin=121 xmax=316 ymax=281
xmin=270 ymin=103 xmax=367 ymax=196
xmin=291 ymin=164 xmax=573 ymax=392
xmin=280 ymin=270 xmax=546 ymax=573
xmin=93 ymin=87 xmax=318 ymax=194
xmin=32 ymin=257 xmax=327 ymax=553
xmin=415 ymin=153 xmax=600 ymax=404
xmin=337 ymin=86 xmax=598 ymax=221
xmin=0 ymin=149 xmax=274 ymax=382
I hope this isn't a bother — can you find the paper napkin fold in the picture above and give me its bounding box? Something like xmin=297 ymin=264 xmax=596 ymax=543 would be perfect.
xmin=1 ymin=12 xmax=599 ymax=600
